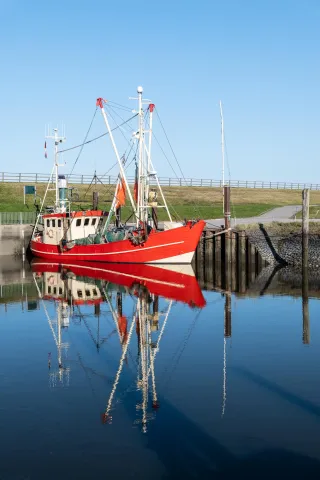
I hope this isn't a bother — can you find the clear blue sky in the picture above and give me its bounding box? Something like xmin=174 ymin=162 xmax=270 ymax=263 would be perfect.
xmin=0 ymin=0 xmax=319 ymax=182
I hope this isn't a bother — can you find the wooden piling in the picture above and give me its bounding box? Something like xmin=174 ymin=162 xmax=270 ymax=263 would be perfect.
xmin=302 ymin=188 xmax=310 ymax=238
xmin=231 ymin=232 xmax=237 ymax=292
xmin=248 ymin=243 xmax=256 ymax=284
xmin=238 ymin=231 xmax=247 ymax=293
xmin=205 ymin=232 xmax=214 ymax=289
xmin=214 ymin=234 xmax=222 ymax=288
xmin=93 ymin=191 xmax=99 ymax=210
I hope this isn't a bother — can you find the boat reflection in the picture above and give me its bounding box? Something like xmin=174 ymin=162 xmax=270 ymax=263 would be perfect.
xmin=31 ymin=260 xmax=206 ymax=431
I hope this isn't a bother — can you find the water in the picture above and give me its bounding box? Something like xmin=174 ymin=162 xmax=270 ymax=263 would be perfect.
xmin=1 ymin=261 xmax=320 ymax=479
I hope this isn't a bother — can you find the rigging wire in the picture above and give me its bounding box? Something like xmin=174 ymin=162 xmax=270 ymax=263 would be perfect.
xmin=57 ymin=113 xmax=138 ymax=154
xmin=154 ymin=108 xmax=206 ymax=220
xmin=69 ymin=107 xmax=98 ymax=176
xmin=107 ymin=100 xmax=132 ymax=112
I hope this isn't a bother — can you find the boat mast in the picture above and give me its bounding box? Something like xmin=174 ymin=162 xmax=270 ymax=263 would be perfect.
xmin=137 ymin=86 xmax=147 ymax=227
xmin=219 ymin=101 xmax=225 ymax=213
xmin=96 ymin=98 xmax=138 ymax=218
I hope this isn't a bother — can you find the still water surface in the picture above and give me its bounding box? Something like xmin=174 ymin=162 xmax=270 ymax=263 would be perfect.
xmin=0 ymin=261 xmax=320 ymax=479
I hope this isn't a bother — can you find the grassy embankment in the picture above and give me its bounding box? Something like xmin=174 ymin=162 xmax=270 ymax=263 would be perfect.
xmin=296 ymin=205 xmax=320 ymax=219
xmin=1 ymin=182 xmax=320 ymax=220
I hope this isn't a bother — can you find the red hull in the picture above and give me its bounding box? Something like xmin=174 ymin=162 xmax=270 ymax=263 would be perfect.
xmin=30 ymin=221 xmax=205 ymax=264
xmin=31 ymin=260 xmax=206 ymax=308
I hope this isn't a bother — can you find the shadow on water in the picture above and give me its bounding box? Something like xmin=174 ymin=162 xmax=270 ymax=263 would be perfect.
xmin=233 ymin=366 xmax=320 ymax=420
xmin=145 ymin=394 xmax=320 ymax=479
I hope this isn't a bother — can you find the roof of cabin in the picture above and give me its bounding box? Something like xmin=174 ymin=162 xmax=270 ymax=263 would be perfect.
xmin=42 ymin=210 xmax=105 ymax=219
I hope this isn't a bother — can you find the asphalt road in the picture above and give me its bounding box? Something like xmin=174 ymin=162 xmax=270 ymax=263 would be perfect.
xmin=205 ymin=205 xmax=310 ymax=228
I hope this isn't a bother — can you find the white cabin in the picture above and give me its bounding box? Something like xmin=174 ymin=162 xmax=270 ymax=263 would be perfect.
xmin=42 ymin=211 xmax=107 ymax=245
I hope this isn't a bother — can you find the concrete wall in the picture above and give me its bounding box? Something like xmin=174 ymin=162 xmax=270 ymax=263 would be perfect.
xmin=0 ymin=225 xmax=33 ymax=257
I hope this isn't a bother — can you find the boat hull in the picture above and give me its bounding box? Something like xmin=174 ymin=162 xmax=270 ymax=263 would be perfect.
xmin=30 ymin=221 xmax=205 ymax=264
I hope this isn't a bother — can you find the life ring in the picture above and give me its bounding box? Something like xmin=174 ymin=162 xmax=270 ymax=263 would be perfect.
xmin=48 ymin=275 xmax=55 ymax=286
xmin=47 ymin=229 xmax=54 ymax=239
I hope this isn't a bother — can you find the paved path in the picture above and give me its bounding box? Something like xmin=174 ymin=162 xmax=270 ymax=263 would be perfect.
xmin=205 ymin=205 xmax=311 ymax=228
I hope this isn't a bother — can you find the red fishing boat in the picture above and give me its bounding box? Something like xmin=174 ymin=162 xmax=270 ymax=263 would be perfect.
xmin=30 ymin=87 xmax=204 ymax=263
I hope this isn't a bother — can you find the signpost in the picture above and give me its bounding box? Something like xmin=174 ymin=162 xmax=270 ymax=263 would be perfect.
xmin=23 ymin=185 xmax=36 ymax=205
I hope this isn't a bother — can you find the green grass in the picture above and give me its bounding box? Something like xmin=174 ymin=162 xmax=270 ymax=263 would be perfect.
xmin=296 ymin=206 xmax=320 ymax=219
xmin=0 ymin=181 xmax=314 ymax=219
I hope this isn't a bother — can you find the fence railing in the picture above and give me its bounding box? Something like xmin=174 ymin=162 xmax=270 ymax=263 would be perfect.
xmin=0 ymin=172 xmax=319 ymax=190
xmin=0 ymin=212 xmax=37 ymax=225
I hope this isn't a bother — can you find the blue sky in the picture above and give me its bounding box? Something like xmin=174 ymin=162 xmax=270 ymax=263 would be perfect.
xmin=0 ymin=0 xmax=319 ymax=182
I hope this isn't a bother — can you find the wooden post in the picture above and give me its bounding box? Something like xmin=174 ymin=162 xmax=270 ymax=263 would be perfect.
xmin=223 ymin=185 xmax=231 ymax=231
xmin=248 ymin=243 xmax=256 ymax=283
xmin=231 ymin=232 xmax=237 ymax=264
xmin=302 ymin=188 xmax=310 ymax=238
xmin=214 ymin=234 xmax=222 ymax=288
xmin=215 ymin=233 xmax=221 ymax=264
xmin=231 ymin=232 xmax=237 ymax=291
xmin=93 ymin=191 xmax=99 ymax=210
xmin=238 ymin=231 xmax=246 ymax=293
xmin=205 ymin=232 xmax=214 ymax=289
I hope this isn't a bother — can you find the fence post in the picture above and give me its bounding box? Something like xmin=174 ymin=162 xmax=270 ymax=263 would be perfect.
xmin=169 ymin=177 xmax=171 ymax=186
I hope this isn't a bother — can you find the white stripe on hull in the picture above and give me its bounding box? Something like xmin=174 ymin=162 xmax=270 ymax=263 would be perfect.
xmin=147 ymin=252 xmax=194 ymax=264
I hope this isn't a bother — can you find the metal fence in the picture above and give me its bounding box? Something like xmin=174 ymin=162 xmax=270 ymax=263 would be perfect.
xmin=0 ymin=212 xmax=37 ymax=225
xmin=0 ymin=171 xmax=319 ymax=190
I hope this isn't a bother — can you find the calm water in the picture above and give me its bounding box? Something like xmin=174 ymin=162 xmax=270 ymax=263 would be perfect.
xmin=1 ymin=261 xmax=320 ymax=479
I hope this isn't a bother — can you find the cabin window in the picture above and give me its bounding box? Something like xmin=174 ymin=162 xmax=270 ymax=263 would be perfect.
xmin=53 ymin=287 xmax=57 ymax=295
xmin=76 ymin=219 xmax=81 ymax=227
xmin=48 ymin=286 xmax=51 ymax=294
xmin=77 ymin=290 xmax=83 ymax=298
xmin=84 ymin=218 xmax=89 ymax=226
xmin=93 ymin=289 xmax=97 ymax=296
xmin=59 ymin=287 xmax=63 ymax=295
xmin=46 ymin=219 xmax=50 ymax=227
xmin=52 ymin=219 xmax=56 ymax=227
xmin=92 ymin=218 xmax=96 ymax=226
xmin=58 ymin=219 xmax=61 ymax=228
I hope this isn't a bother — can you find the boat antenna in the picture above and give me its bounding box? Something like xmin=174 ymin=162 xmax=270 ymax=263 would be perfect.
xmin=46 ymin=128 xmax=66 ymax=208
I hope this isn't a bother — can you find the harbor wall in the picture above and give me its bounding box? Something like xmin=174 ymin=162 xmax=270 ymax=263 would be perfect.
xmin=246 ymin=224 xmax=320 ymax=266
xmin=0 ymin=225 xmax=33 ymax=257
